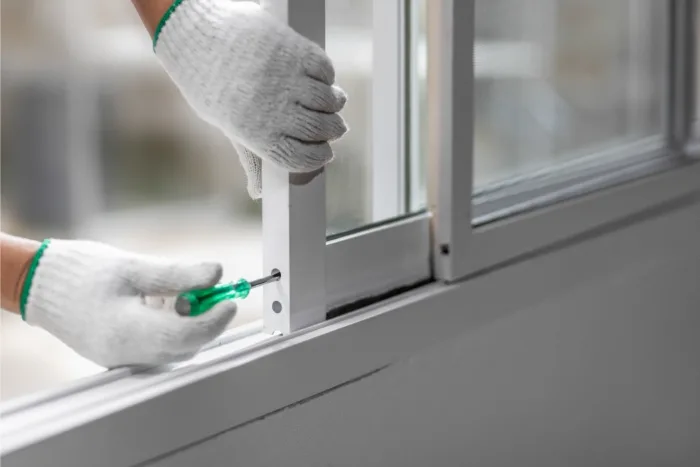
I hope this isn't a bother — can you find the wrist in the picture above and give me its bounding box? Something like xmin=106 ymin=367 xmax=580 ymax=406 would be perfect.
xmin=153 ymin=0 xmax=267 ymax=56
xmin=132 ymin=0 xmax=177 ymax=41
xmin=19 ymin=239 xmax=52 ymax=321
xmin=0 ymin=234 xmax=41 ymax=315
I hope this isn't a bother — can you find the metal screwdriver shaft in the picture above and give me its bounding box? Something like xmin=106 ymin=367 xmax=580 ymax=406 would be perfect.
xmin=248 ymin=270 xmax=282 ymax=288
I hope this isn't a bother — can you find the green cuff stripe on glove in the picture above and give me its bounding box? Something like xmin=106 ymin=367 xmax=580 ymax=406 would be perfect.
xmin=153 ymin=0 xmax=187 ymax=50
xmin=20 ymin=239 xmax=51 ymax=321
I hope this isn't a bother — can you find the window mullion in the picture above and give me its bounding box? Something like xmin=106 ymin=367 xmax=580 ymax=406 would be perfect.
xmin=427 ymin=0 xmax=474 ymax=281
xmin=261 ymin=0 xmax=327 ymax=335
xmin=670 ymin=0 xmax=695 ymax=155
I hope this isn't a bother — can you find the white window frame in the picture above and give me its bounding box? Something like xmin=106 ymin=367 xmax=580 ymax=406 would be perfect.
xmin=262 ymin=0 xmax=431 ymax=334
xmin=3 ymin=1 xmax=700 ymax=466
xmin=429 ymin=0 xmax=700 ymax=282
xmin=261 ymin=0 xmax=329 ymax=335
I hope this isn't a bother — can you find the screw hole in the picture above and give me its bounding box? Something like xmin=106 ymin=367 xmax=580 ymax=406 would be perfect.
xmin=440 ymin=244 xmax=450 ymax=255
xmin=272 ymin=301 xmax=283 ymax=313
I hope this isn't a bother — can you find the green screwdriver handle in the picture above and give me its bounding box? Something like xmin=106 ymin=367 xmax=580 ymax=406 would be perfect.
xmin=175 ymin=271 xmax=281 ymax=317
xmin=194 ymin=279 xmax=251 ymax=315
xmin=177 ymin=279 xmax=251 ymax=317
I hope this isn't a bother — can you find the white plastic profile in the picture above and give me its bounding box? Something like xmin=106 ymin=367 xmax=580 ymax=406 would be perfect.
xmin=261 ymin=0 xmax=328 ymax=335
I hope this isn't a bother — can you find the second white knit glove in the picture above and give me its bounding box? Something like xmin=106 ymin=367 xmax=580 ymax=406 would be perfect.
xmin=21 ymin=240 xmax=237 ymax=369
xmin=155 ymin=0 xmax=348 ymax=198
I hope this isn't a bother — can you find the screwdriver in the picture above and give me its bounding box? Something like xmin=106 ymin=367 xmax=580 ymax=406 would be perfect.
xmin=175 ymin=270 xmax=281 ymax=317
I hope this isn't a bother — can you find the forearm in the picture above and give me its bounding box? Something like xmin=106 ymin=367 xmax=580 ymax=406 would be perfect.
xmin=0 ymin=234 xmax=40 ymax=314
xmin=132 ymin=0 xmax=174 ymax=39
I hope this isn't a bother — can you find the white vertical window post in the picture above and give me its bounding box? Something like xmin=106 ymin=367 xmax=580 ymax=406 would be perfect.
xmin=261 ymin=0 xmax=328 ymax=335
xmin=671 ymin=0 xmax=698 ymax=158
xmin=427 ymin=0 xmax=474 ymax=281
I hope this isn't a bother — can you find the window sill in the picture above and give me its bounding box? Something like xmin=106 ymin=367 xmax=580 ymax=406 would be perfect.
xmin=0 ymin=321 xmax=271 ymax=451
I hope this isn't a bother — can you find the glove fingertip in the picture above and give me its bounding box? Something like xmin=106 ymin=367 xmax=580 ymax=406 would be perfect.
xmin=332 ymin=85 xmax=348 ymax=109
xmin=331 ymin=114 xmax=349 ymax=141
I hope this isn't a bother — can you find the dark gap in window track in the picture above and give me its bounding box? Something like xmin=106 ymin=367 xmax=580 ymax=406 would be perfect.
xmin=326 ymin=278 xmax=435 ymax=321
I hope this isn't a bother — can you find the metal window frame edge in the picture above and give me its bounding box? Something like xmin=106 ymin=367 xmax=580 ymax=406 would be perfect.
xmin=427 ymin=0 xmax=474 ymax=281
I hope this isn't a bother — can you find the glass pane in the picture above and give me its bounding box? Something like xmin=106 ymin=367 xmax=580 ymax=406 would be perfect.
xmin=474 ymin=0 xmax=666 ymax=190
xmin=1 ymin=1 xmax=262 ymax=401
xmin=325 ymin=0 xmax=376 ymax=235
xmin=326 ymin=0 xmax=425 ymax=235
xmin=409 ymin=0 xmax=429 ymax=213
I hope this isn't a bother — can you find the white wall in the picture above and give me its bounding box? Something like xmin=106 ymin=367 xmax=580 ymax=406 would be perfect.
xmin=152 ymin=200 xmax=700 ymax=467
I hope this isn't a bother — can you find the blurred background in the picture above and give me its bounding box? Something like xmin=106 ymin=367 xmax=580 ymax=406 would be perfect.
xmin=1 ymin=0 xmax=266 ymax=400
xmin=471 ymin=0 xmax=665 ymax=190
xmin=0 ymin=0 xmax=673 ymax=400
xmin=0 ymin=0 xmax=379 ymax=400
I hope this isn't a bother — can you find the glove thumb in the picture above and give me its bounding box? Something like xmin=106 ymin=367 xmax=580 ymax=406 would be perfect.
xmin=233 ymin=141 xmax=263 ymax=199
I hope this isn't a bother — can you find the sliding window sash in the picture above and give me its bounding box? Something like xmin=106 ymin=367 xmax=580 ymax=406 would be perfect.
xmin=429 ymin=0 xmax=700 ymax=282
xmin=264 ymin=0 xmax=432 ymax=324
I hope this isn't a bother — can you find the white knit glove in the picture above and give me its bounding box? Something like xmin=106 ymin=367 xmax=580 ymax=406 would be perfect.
xmin=21 ymin=240 xmax=237 ymax=369
xmin=155 ymin=0 xmax=349 ymax=198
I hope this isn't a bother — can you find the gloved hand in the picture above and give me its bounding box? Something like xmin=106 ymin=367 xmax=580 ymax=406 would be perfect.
xmin=155 ymin=0 xmax=349 ymax=198
xmin=21 ymin=240 xmax=236 ymax=369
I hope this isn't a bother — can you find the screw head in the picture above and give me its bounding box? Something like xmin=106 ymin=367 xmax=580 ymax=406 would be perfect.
xmin=272 ymin=301 xmax=283 ymax=313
